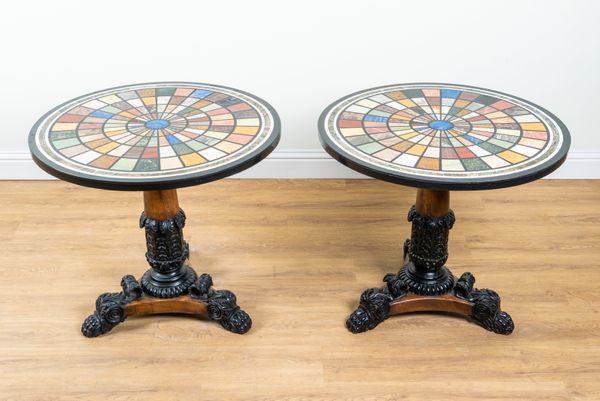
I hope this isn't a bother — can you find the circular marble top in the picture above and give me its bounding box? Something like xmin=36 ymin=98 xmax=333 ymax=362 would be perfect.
xmin=319 ymin=83 xmax=570 ymax=190
xmin=29 ymin=82 xmax=280 ymax=190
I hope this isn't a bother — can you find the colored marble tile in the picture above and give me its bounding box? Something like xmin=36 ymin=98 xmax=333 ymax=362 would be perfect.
xmin=498 ymin=150 xmax=528 ymax=164
xmin=52 ymin=138 xmax=81 ymax=149
xmin=417 ymin=157 xmax=439 ymax=170
xmin=357 ymin=142 xmax=385 ymax=154
xmin=392 ymin=141 xmax=414 ymax=152
xmin=111 ymin=158 xmax=138 ymax=171
xmin=226 ymin=134 xmax=253 ymax=145
xmin=373 ymin=148 xmax=400 ymax=161
xmin=347 ymin=135 xmax=373 ymax=146
xmin=393 ymin=153 xmax=419 ymax=167
xmin=441 ymin=159 xmax=464 ymax=171
xmin=108 ymin=145 xmax=131 ymax=157
xmin=511 ymin=144 xmax=539 ymax=157
xmin=59 ymin=144 xmax=88 ymax=158
xmin=518 ymin=137 xmax=547 ymax=149
xmin=199 ymin=148 xmax=227 ymax=161
xmin=134 ymin=158 xmax=159 ymax=172
xmin=406 ymin=144 xmax=426 ymax=156
xmin=52 ymin=123 xmax=79 ymax=131
xmin=177 ymin=140 xmax=202 ymax=153
xmin=481 ymin=154 xmax=510 ymax=169
xmin=142 ymin=147 xmax=158 ymax=159
xmin=456 ymin=147 xmax=476 ymax=158
xmin=233 ymin=126 xmax=259 ymax=135
xmin=72 ymin=150 xmax=102 ymax=164
xmin=441 ymin=89 xmax=460 ymax=98
xmin=89 ymin=155 xmax=118 ymax=169
xmin=477 ymin=142 xmax=505 ymax=154
xmin=522 ymin=131 xmax=548 ymax=140
xmin=156 ymin=87 xmax=176 ymax=96
xmin=172 ymin=143 xmax=194 ymax=155
xmin=214 ymin=141 xmax=243 ymax=154
xmin=461 ymin=158 xmax=490 ymax=171
xmin=95 ymin=142 xmax=120 ymax=154
xmin=124 ymin=147 xmax=144 ymax=158
xmin=57 ymin=114 xmax=86 ymax=123
xmin=520 ymin=122 xmax=546 ymax=131
xmin=196 ymin=136 xmax=220 ymax=146
xmin=423 ymin=146 xmax=440 ymax=158
xmin=180 ymin=153 xmax=207 ymax=166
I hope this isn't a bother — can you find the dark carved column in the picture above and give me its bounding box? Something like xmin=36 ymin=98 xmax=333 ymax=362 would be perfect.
xmin=139 ymin=209 xmax=197 ymax=298
xmin=397 ymin=205 xmax=455 ymax=295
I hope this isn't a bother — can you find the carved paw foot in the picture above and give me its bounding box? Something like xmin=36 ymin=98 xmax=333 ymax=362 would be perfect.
xmin=210 ymin=294 xmax=252 ymax=334
xmin=81 ymin=275 xmax=142 ymax=338
xmin=346 ymin=288 xmax=394 ymax=333
xmin=455 ymin=272 xmax=514 ymax=335
xmin=189 ymin=273 xmax=252 ymax=334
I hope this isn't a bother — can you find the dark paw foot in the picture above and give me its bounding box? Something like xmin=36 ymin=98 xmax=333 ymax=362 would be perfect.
xmin=346 ymin=306 xmax=374 ymax=333
xmin=81 ymin=292 xmax=126 ymax=338
xmin=205 ymin=289 xmax=252 ymax=334
xmin=220 ymin=309 xmax=252 ymax=334
xmin=491 ymin=311 xmax=514 ymax=335
xmin=456 ymin=273 xmax=514 ymax=335
xmin=81 ymin=313 xmax=107 ymax=338
xmin=346 ymin=288 xmax=393 ymax=333
xmin=81 ymin=277 xmax=141 ymax=338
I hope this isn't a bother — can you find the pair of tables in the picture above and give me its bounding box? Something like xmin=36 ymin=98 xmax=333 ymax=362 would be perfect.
xmin=29 ymin=82 xmax=570 ymax=337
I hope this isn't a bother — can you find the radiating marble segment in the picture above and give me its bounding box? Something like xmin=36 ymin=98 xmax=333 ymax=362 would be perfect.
xmin=38 ymin=84 xmax=272 ymax=177
xmin=330 ymin=85 xmax=556 ymax=175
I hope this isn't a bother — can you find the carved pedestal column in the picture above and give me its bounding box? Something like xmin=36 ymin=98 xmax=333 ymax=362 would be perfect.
xmin=81 ymin=189 xmax=251 ymax=337
xmin=346 ymin=189 xmax=514 ymax=335
xmin=139 ymin=190 xmax=197 ymax=298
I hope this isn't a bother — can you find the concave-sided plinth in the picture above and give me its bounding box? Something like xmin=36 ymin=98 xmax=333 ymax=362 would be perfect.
xmin=346 ymin=189 xmax=514 ymax=335
xmin=81 ymin=189 xmax=251 ymax=337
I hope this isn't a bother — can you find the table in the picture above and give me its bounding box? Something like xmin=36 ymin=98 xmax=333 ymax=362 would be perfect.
xmin=319 ymin=83 xmax=570 ymax=334
xmin=29 ymin=82 xmax=280 ymax=337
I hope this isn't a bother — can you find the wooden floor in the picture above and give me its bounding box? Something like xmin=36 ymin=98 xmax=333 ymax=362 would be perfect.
xmin=1 ymin=180 xmax=599 ymax=401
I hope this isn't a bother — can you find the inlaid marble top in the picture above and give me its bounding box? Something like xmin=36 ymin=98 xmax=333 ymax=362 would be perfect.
xmin=29 ymin=82 xmax=280 ymax=190
xmin=319 ymin=83 xmax=570 ymax=190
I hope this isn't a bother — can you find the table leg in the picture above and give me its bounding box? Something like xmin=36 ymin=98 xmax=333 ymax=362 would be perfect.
xmin=81 ymin=189 xmax=251 ymax=337
xmin=346 ymin=189 xmax=514 ymax=335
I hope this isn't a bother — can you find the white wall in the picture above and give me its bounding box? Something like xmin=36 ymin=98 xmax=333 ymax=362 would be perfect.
xmin=1 ymin=0 xmax=599 ymax=177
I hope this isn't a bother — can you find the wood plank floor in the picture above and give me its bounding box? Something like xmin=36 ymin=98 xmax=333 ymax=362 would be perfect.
xmin=1 ymin=180 xmax=599 ymax=401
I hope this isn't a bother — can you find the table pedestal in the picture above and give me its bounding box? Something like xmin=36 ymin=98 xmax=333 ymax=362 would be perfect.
xmin=81 ymin=190 xmax=251 ymax=337
xmin=346 ymin=189 xmax=514 ymax=335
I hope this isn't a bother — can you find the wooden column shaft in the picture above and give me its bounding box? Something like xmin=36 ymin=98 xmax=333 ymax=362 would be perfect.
xmin=415 ymin=189 xmax=449 ymax=217
xmin=143 ymin=189 xmax=180 ymax=220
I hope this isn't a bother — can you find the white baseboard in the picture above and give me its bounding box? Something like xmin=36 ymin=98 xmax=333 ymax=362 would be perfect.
xmin=1 ymin=150 xmax=598 ymax=180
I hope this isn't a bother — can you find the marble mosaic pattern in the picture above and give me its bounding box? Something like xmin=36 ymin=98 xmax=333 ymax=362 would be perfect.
xmin=32 ymin=83 xmax=276 ymax=179
xmin=323 ymin=84 xmax=565 ymax=179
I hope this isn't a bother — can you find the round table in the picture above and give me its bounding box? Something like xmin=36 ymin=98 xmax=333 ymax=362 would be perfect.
xmin=319 ymin=83 xmax=570 ymax=334
xmin=29 ymin=82 xmax=280 ymax=337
